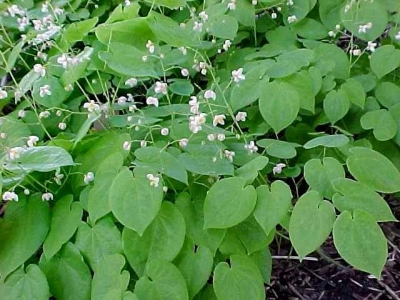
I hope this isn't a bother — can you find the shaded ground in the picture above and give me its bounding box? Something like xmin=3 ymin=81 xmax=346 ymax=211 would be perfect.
xmin=268 ymin=198 xmax=400 ymax=300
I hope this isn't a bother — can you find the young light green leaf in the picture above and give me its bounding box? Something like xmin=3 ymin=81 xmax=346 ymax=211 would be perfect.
xmin=360 ymin=109 xmax=397 ymax=141
xmin=43 ymin=195 xmax=83 ymax=260
xmin=332 ymin=179 xmax=396 ymax=222
xmin=109 ymin=168 xmax=163 ymax=235
xmin=280 ymin=71 xmax=315 ymax=113
xmin=323 ymin=89 xmax=350 ymax=124
xmin=253 ymin=181 xmax=292 ymax=235
xmin=304 ymin=157 xmax=345 ymax=199
xmin=341 ymin=78 xmax=366 ymax=108
xmin=204 ymin=177 xmax=257 ymax=229
xmin=122 ymin=202 xmax=185 ymax=276
xmin=207 ymin=15 xmax=238 ymax=40
xmin=333 ymin=210 xmax=388 ymax=278
xmin=289 ymin=191 xmax=336 ymax=259
xmin=370 ymin=45 xmax=400 ymax=79
xmin=375 ymin=82 xmax=400 ymax=108
xmin=235 ymin=156 xmax=269 ymax=185
xmin=259 ymin=81 xmax=300 ymax=133
xmin=346 ymin=147 xmax=400 ymax=193
xmin=257 ymin=139 xmax=299 ymax=159
xmin=213 ymin=255 xmax=265 ymax=300
xmin=303 ymin=134 xmax=349 ymax=149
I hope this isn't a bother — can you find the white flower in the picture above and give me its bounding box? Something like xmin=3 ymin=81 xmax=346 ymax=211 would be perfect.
xmin=207 ymin=134 xmax=215 ymax=141
xmin=42 ymin=192 xmax=53 ymax=201
xmin=235 ymin=111 xmax=247 ymax=122
xmin=41 ymin=3 xmax=48 ymax=13
xmin=162 ymin=186 xmax=168 ymax=192
xmin=271 ymin=12 xmax=277 ymax=19
xmin=140 ymin=140 xmax=147 ymax=148
xmin=125 ymin=78 xmax=138 ymax=87
xmin=8 ymin=5 xmax=24 ymax=17
xmin=0 ymin=88 xmax=8 ymax=99
xmin=273 ymin=163 xmax=286 ymax=175
xmin=351 ymin=49 xmax=361 ymax=56
xmin=181 ymin=68 xmax=189 ymax=76
xmin=146 ymin=40 xmax=155 ymax=53
xmin=39 ymin=85 xmax=51 ymax=97
xmin=335 ymin=24 xmax=340 ymax=30
xmin=0 ymin=133 xmax=7 ymax=139
xmin=189 ymin=96 xmax=199 ymax=114
xmin=328 ymin=31 xmax=336 ymax=37
xmin=18 ymin=110 xmax=26 ymax=118
xmin=193 ymin=21 xmax=203 ymax=32
xmin=189 ymin=113 xmax=207 ymax=133
xmin=123 ymin=141 xmax=131 ymax=151
xmin=213 ymin=114 xmax=226 ymax=126
xmin=24 ymin=189 xmax=30 ymax=195
xmin=199 ymin=11 xmax=208 ymax=21
xmin=178 ymin=46 xmax=187 ymax=55
xmin=223 ymin=40 xmax=231 ymax=51
xmin=146 ymin=96 xmax=159 ymax=107
xmin=288 ymin=15 xmax=297 ymax=23
xmin=27 ymin=135 xmax=39 ymax=147
xmin=8 ymin=147 xmax=23 ymax=160
xmin=227 ymin=0 xmax=237 ymax=10
xmin=57 ymin=54 xmax=69 ymax=68
xmin=2 ymin=191 xmax=19 ymax=202
xmin=359 ymin=22 xmax=372 ymax=34
xmin=204 ymin=90 xmax=216 ymax=100
xmin=142 ymin=55 xmax=148 ymax=62
xmin=58 ymin=122 xmax=67 ymax=130
xmin=125 ymin=0 xmax=131 ymax=6
xmin=83 ymin=100 xmax=100 ymax=113
xmin=217 ymin=133 xmax=226 ymax=141
xmin=17 ymin=17 xmax=29 ymax=31
xmin=154 ymin=81 xmax=168 ymax=94
xmin=161 ymin=128 xmax=169 ymax=136
xmin=118 ymin=96 xmax=127 ymax=105
xmin=366 ymin=41 xmax=377 ymax=52
xmin=65 ymin=84 xmax=73 ymax=91
xmin=179 ymin=138 xmax=188 ymax=147
xmin=344 ymin=4 xmax=351 ymax=13
xmin=252 ymin=0 xmax=258 ymax=5
xmin=147 ymin=174 xmax=160 ymax=187
xmin=32 ymin=19 xmax=44 ymax=31
xmin=224 ymin=150 xmax=235 ymax=162
xmin=54 ymin=7 xmax=64 ymax=15
xmin=84 ymin=172 xmax=95 ymax=184
xmin=129 ymin=105 xmax=137 ymax=112
xmin=287 ymin=0 xmax=294 ymax=5
xmin=232 ymin=68 xmax=245 ymax=83
xmin=396 ymin=31 xmax=400 ymax=40
xmin=54 ymin=168 xmax=64 ymax=185
xmin=39 ymin=111 xmax=50 ymax=119
xmin=244 ymin=141 xmax=258 ymax=154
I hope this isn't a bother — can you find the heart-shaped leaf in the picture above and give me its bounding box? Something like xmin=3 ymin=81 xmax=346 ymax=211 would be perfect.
xmin=360 ymin=109 xmax=397 ymax=141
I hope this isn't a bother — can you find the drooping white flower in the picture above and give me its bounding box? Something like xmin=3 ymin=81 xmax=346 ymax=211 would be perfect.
xmin=84 ymin=172 xmax=95 ymax=184
xmin=181 ymin=68 xmax=189 ymax=77
xmin=366 ymin=41 xmax=377 ymax=52
xmin=18 ymin=110 xmax=26 ymax=118
xmin=358 ymin=22 xmax=372 ymax=34
xmin=39 ymin=85 xmax=51 ymax=97
xmin=204 ymin=90 xmax=216 ymax=100
xmin=223 ymin=40 xmax=231 ymax=51
xmin=123 ymin=141 xmax=131 ymax=151
xmin=178 ymin=46 xmax=187 ymax=55
xmin=41 ymin=3 xmax=49 ymax=13
xmin=34 ymin=64 xmax=46 ymax=77
xmin=125 ymin=0 xmax=131 ymax=6
xmin=207 ymin=134 xmax=215 ymax=141
xmin=39 ymin=111 xmax=50 ymax=119
xmin=213 ymin=114 xmax=226 ymax=127
xmin=118 ymin=96 xmax=127 ymax=105
xmin=193 ymin=21 xmax=203 ymax=32
xmin=217 ymin=133 xmax=226 ymax=141
xmin=224 ymin=150 xmax=235 ymax=162
xmin=32 ymin=19 xmax=44 ymax=31
xmin=24 ymin=189 xmax=30 ymax=195
xmin=154 ymin=81 xmax=168 ymax=94
xmin=2 ymin=191 xmax=19 ymax=202
xmin=0 ymin=88 xmax=8 ymax=99
xmin=328 ymin=31 xmax=336 ymax=37
xmin=232 ymin=68 xmax=245 ymax=83
xmin=189 ymin=113 xmax=207 ymax=133
xmin=199 ymin=11 xmax=208 ymax=22
xmin=42 ymin=192 xmax=53 ymax=201
xmin=189 ymin=96 xmax=199 ymax=114
xmin=396 ymin=31 xmax=400 ymax=40
xmin=0 ymin=133 xmax=6 ymax=139
xmin=271 ymin=12 xmax=277 ymax=19
xmin=351 ymin=49 xmax=361 ymax=56
xmin=146 ymin=96 xmax=159 ymax=107
xmin=287 ymin=15 xmax=297 ymax=23
xmin=252 ymin=0 xmax=258 ymax=5
xmin=235 ymin=111 xmax=247 ymax=122
xmin=83 ymin=100 xmax=100 ymax=113
xmin=227 ymin=0 xmax=237 ymax=10
xmin=57 ymin=54 xmax=69 ymax=68
xmin=140 ymin=140 xmax=147 ymax=148
xmin=58 ymin=122 xmax=67 ymax=130
xmin=273 ymin=163 xmax=286 ymax=175
xmin=287 ymin=0 xmax=294 ymax=6
xmin=147 ymin=174 xmax=160 ymax=187
xmin=65 ymin=84 xmax=73 ymax=91
xmin=125 ymin=77 xmax=138 ymax=87
xmin=146 ymin=40 xmax=155 ymax=54
xmin=161 ymin=128 xmax=169 ymax=136
xmin=54 ymin=7 xmax=64 ymax=15
xmin=54 ymin=168 xmax=64 ymax=185
xmin=244 ymin=141 xmax=258 ymax=154
xmin=17 ymin=17 xmax=29 ymax=31
xmin=27 ymin=135 xmax=39 ymax=147
xmin=8 ymin=147 xmax=23 ymax=160
xmin=179 ymin=138 xmax=188 ymax=147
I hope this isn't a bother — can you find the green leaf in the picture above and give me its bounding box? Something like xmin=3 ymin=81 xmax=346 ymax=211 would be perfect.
xmin=341 ymin=78 xmax=366 ymax=108
xmin=91 ymin=254 xmax=130 ymax=300
xmin=43 ymin=195 xmax=82 ymax=260
xmin=257 ymin=139 xmax=299 ymax=159
xmin=360 ymin=109 xmax=397 ymax=141
xmin=249 ymin=248 xmax=272 ymax=285
xmin=315 ymin=44 xmax=349 ymax=79
xmin=294 ymin=18 xmax=328 ymax=40
xmin=319 ymin=0 xmax=345 ymax=29
xmin=259 ymin=81 xmax=300 ymax=133
xmin=0 ymin=197 xmax=50 ymax=279
xmin=174 ymin=238 xmax=213 ymax=299
xmin=304 ymin=158 xmax=345 ymax=199
xmin=303 ymin=134 xmax=349 ymax=149
xmin=235 ymin=156 xmax=269 ymax=185
xmin=61 ymin=47 xmax=93 ymax=86
xmin=204 ymin=177 xmax=257 ymax=229
xmin=253 ymin=181 xmax=292 ymax=235
xmin=39 ymin=243 xmax=92 ymax=300
xmin=134 ymin=260 xmax=188 ymax=300
xmin=64 ymin=17 xmax=99 ymax=43
xmin=370 ymin=45 xmax=400 ymax=79
xmin=213 ymin=255 xmax=265 ymax=300
xmin=0 ymin=264 xmax=49 ymax=300
xmin=289 ymin=191 xmax=336 ymax=259
xmin=323 ymin=89 xmax=350 ymax=124
xmin=75 ymin=217 xmax=123 ymax=270
xmin=346 ymin=147 xmax=400 ymax=193
xmin=265 ymin=60 xmax=298 ymax=78
xmin=73 ymin=113 xmax=101 ymax=147
xmin=169 ymin=80 xmax=194 ymax=96
xmin=207 ymin=15 xmax=238 ymax=40
xmin=122 ymin=202 xmax=185 ymax=276
xmin=332 ymin=179 xmax=396 ymax=222
xmin=280 ymin=71 xmax=315 ymax=113
xmin=144 ymin=0 xmax=186 ymax=9
xmin=135 ymin=147 xmax=188 ymax=184
xmin=109 ymin=168 xmax=163 ymax=235
xmin=333 ymin=210 xmax=387 ymax=278
xmin=4 ymin=146 xmax=74 ymax=173
xmin=375 ymin=82 xmax=400 ymax=108
xmin=0 ymin=116 xmax=30 ymax=148
xmin=88 ymin=153 xmax=124 ymax=223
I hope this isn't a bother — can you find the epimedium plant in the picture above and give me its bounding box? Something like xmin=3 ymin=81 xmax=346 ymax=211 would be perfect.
xmin=0 ymin=0 xmax=400 ymax=299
